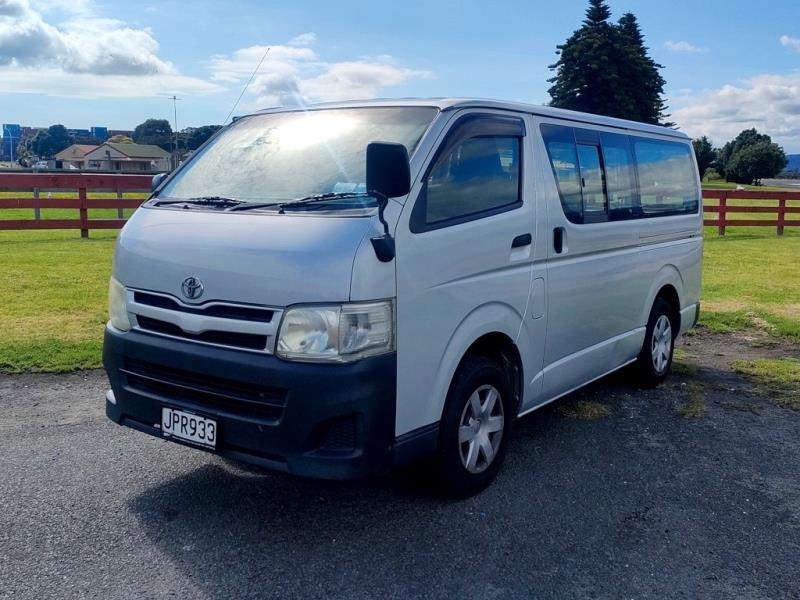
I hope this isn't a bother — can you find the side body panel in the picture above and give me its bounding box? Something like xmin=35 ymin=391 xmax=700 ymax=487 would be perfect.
xmin=393 ymin=109 xmax=540 ymax=436
xmin=535 ymin=117 xmax=648 ymax=402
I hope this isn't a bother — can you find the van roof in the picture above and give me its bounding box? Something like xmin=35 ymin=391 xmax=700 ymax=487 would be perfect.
xmin=249 ymin=97 xmax=689 ymax=140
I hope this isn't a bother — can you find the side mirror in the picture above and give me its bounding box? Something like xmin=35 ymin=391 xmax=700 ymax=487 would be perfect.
xmin=366 ymin=142 xmax=410 ymax=198
xmin=151 ymin=172 xmax=168 ymax=192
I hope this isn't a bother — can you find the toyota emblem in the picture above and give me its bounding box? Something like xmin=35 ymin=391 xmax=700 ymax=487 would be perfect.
xmin=181 ymin=276 xmax=204 ymax=300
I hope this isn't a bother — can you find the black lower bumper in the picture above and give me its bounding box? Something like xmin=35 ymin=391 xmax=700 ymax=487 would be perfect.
xmin=103 ymin=328 xmax=399 ymax=480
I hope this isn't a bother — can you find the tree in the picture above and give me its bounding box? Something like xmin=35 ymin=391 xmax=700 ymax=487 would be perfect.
xmin=24 ymin=124 xmax=75 ymax=159
xmin=108 ymin=134 xmax=134 ymax=144
xmin=717 ymin=128 xmax=771 ymax=179
xmin=183 ymin=125 xmax=222 ymax=151
xmin=548 ymin=0 xmax=669 ymax=125
xmin=725 ymin=140 xmax=787 ymax=185
xmin=132 ymin=118 xmax=173 ymax=151
xmin=616 ymin=13 xmax=670 ymax=125
xmin=692 ymin=136 xmax=716 ymax=180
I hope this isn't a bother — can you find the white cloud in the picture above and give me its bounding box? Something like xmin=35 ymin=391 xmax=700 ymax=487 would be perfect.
xmin=0 ymin=0 xmax=219 ymax=96
xmin=664 ymin=40 xmax=707 ymax=53
xmin=780 ymin=35 xmax=800 ymax=53
xmin=671 ymin=72 xmax=800 ymax=151
xmin=210 ymin=33 xmax=432 ymax=107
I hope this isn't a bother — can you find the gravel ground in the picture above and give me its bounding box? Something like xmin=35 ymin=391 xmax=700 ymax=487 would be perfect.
xmin=1 ymin=329 xmax=799 ymax=599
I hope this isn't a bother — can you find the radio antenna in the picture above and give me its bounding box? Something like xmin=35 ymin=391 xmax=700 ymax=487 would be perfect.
xmin=224 ymin=46 xmax=271 ymax=124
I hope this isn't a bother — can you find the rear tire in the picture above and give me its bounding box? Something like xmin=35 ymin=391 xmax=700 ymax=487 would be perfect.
xmin=434 ymin=356 xmax=513 ymax=498
xmin=634 ymin=297 xmax=677 ymax=388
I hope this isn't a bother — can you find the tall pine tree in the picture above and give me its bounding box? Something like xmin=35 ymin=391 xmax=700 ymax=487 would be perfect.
xmin=548 ymin=0 xmax=669 ymax=125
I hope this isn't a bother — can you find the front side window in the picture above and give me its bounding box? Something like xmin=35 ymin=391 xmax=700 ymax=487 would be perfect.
xmin=159 ymin=107 xmax=437 ymax=203
xmin=633 ymin=139 xmax=699 ymax=216
xmin=425 ymin=136 xmax=521 ymax=224
xmin=541 ymin=124 xmax=583 ymax=223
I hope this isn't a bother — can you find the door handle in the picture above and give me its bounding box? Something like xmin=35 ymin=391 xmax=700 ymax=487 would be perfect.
xmin=511 ymin=233 xmax=532 ymax=248
xmin=553 ymin=227 xmax=565 ymax=254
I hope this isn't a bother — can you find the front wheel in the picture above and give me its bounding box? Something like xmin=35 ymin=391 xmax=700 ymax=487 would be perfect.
xmin=634 ymin=297 xmax=676 ymax=388
xmin=434 ymin=356 xmax=513 ymax=497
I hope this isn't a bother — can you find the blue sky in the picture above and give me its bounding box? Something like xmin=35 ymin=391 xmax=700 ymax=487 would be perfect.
xmin=1 ymin=0 xmax=800 ymax=150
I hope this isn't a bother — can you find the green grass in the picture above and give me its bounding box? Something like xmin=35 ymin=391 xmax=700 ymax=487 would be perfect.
xmin=0 ymin=229 xmax=117 ymax=373
xmin=674 ymin=381 xmax=708 ymax=418
xmin=731 ymin=358 xmax=800 ymax=410
xmin=700 ymin=224 xmax=800 ymax=341
xmin=0 ymin=184 xmax=799 ymax=373
xmin=556 ymin=400 xmax=611 ymax=420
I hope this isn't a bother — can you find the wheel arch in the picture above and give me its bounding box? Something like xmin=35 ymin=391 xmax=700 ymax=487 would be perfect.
xmin=641 ymin=265 xmax=684 ymax=332
xmin=432 ymin=303 xmax=526 ymax=425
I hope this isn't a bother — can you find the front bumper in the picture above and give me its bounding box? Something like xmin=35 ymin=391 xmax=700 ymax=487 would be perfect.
xmin=103 ymin=327 xmax=397 ymax=480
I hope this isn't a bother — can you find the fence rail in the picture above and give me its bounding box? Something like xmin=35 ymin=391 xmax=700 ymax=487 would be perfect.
xmin=703 ymin=189 xmax=800 ymax=236
xmin=0 ymin=172 xmax=151 ymax=237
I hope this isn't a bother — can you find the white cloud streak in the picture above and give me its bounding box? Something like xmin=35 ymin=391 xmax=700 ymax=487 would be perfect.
xmin=672 ymin=72 xmax=800 ymax=151
xmin=664 ymin=40 xmax=707 ymax=53
xmin=780 ymin=35 xmax=800 ymax=53
xmin=210 ymin=33 xmax=433 ymax=107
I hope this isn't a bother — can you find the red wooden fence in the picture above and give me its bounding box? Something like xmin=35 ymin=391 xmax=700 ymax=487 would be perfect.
xmin=0 ymin=173 xmax=151 ymax=238
xmin=703 ymin=189 xmax=800 ymax=236
xmin=2 ymin=173 xmax=800 ymax=237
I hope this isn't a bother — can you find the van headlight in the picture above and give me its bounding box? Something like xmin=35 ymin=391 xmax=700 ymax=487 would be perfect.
xmin=108 ymin=277 xmax=131 ymax=332
xmin=277 ymin=300 xmax=394 ymax=362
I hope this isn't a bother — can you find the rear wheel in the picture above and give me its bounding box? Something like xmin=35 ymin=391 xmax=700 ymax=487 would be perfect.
xmin=434 ymin=356 xmax=512 ymax=497
xmin=634 ymin=297 xmax=676 ymax=387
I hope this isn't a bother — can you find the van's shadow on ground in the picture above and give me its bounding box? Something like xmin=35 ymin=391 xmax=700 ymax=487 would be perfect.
xmin=125 ymin=364 xmax=800 ymax=598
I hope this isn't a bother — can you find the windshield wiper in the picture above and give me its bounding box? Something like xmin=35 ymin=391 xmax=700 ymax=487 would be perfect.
xmin=227 ymin=192 xmax=370 ymax=213
xmin=154 ymin=196 xmax=245 ymax=209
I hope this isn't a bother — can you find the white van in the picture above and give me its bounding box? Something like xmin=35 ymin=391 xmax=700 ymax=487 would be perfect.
xmin=104 ymin=99 xmax=702 ymax=496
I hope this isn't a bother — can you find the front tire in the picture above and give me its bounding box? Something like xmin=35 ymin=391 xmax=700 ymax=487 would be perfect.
xmin=434 ymin=356 xmax=513 ymax=498
xmin=634 ymin=297 xmax=676 ymax=388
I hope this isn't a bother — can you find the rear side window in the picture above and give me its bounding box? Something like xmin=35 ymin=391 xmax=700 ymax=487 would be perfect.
xmin=425 ymin=136 xmax=520 ymax=224
xmin=633 ymin=139 xmax=699 ymax=216
xmin=542 ymin=123 xmax=698 ymax=223
xmin=601 ymin=133 xmax=640 ymax=220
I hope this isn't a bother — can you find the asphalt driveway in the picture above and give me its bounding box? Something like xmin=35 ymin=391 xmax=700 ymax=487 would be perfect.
xmin=1 ymin=329 xmax=799 ymax=599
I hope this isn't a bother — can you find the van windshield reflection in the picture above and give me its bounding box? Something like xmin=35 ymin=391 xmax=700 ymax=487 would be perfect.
xmin=157 ymin=107 xmax=437 ymax=205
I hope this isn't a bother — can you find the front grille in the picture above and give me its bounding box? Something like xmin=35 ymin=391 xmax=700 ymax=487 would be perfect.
xmin=136 ymin=315 xmax=268 ymax=351
xmin=121 ymin=358 xmax=287 ymax=422
xmin=133 ymin=291 xmax=274 ymax=323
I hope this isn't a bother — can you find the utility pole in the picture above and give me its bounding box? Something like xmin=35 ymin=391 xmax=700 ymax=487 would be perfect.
xmin=167 ymin=95 xmax=181 ymax=169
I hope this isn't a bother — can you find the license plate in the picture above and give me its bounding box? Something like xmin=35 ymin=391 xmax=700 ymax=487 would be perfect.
xmin=161 ymin=407 xmax=217 ymax=449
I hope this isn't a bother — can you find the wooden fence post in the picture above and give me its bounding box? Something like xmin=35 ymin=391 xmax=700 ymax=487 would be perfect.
xmin=116 ymin=188 xmax=124 ymax=219
xmin=33 ymin=187 xmax=40 ymax=220
xmin=718 ymin=194 xmax=727 ymax=236
xmin=777 ymin=195 xmax=786 ymax=236
xmin=79 ymin=186 xmax=89 ymax=238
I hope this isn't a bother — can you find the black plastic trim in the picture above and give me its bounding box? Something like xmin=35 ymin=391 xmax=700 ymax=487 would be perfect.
xmin=104 ymin=328 xmax=397 ymax=480
xmin=511 ymin=233 xmax=532 ymax=248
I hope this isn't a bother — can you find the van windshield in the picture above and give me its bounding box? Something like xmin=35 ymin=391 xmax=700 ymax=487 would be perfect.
xmin=158 ymin=107 xmax=438 ymax=204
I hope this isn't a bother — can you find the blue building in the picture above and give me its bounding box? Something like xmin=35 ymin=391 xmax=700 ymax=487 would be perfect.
xmin=91 ymin=126 xmax=109 ymax=141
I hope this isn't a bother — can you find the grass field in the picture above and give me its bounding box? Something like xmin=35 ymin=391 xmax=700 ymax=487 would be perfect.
xmin=1 ymin=189 xmax=798 ymax=373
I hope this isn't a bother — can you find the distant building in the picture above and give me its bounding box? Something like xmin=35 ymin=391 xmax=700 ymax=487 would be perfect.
xmin=91 ymin=127 xmax=109 ymax=141
xmin=83 ymin=142 xmax=171 ymax=172
xmin=54 ymin=144 xmax=99 ymax=169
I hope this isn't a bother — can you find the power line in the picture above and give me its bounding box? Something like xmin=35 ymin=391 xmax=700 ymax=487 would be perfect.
xmin=224 ymin=47 xmax=270 ymax=125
